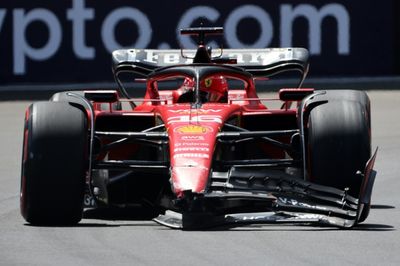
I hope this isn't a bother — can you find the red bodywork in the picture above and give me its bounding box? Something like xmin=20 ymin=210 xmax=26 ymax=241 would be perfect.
xmin=20 ymin=27 xmax=376 ymax=229
xmin=89 ymin=76 xmax=304 ymax=199
xmin=160 ymin=103 xmax=239 ymax=197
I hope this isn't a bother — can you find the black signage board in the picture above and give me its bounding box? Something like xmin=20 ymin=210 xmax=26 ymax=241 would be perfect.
xmin=0 ymin=0 xmax=398 ymax=85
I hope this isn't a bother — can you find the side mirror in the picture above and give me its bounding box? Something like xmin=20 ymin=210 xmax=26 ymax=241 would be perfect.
xmin=279 ymin=88 xmax=314 ymax=101
xmin=84 ymin=90 xmax=119 ymax=103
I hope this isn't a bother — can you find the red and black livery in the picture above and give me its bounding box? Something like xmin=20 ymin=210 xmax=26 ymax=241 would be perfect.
xmin=20 ymin=27 xmax=377 ymax=229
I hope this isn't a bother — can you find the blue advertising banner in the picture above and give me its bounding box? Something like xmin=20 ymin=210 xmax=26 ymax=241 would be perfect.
xmin=0 ymin=0 xmax=398 ymax=84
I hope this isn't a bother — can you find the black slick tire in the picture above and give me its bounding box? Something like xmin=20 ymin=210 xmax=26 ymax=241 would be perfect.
xmin=20 ymin=102 xmax=88 ymax=225
xmin=306 ymin=91 xmax=371 ymax=199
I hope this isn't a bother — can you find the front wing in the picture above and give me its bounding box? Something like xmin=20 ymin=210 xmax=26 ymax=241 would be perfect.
xmin=154 ymin=149 xmax=377 ymax=229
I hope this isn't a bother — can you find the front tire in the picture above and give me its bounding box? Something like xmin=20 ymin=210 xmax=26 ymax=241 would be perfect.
xmin=21 ymin=102 xmax=88 ymax=225
xmin=306 ymin=91 xmax=371 ymax=198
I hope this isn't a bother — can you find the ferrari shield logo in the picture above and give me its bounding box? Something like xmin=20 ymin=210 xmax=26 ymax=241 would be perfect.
xmin=205 ymin=78 xmax=212 ymax=87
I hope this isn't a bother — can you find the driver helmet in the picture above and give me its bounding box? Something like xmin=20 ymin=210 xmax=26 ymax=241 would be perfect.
xmin=200 ymin=75 xmax=228 ymax=103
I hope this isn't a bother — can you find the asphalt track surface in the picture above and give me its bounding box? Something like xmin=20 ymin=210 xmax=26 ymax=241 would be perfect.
xmin=0 ymin=91 xmax=399 ymax=265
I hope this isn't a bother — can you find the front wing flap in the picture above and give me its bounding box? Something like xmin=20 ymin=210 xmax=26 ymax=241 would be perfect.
xmin=154 ymin=149 xmax=378 ymax=229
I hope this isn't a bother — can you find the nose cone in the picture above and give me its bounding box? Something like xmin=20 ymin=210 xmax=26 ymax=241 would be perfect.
xmin=156 ymin=104 xmax=239 ymax=197
xmin=169 ymin=124 xmax=218 ymax=197
xmin=171 ymin=166 xmax=210 ymax=197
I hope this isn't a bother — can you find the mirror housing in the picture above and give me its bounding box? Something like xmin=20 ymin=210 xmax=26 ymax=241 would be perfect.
xmin=279 ymin=88 xmax=314 ymax=101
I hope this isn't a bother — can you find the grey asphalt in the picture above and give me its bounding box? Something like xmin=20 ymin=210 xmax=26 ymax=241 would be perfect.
xmin=0 ymin=91 xmax=399 ymax=265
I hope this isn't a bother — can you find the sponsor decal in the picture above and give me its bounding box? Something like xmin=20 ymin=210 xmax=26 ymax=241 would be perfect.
xmin=173 ymin=153 xmax=209 ymax=159
xmin=83 ymin=194 xmax=96 ymax=207
xmin=180 ymin=135 xmax=205 ymax=141
xmin=174 ymin=147 xmax=209 ymax=152
xmin=167 ymin=115 xmax=222 ymax=124
xmin=175 ymin=142 xmax=209 ymax=147
xmin=174 ymin=125 xmax=212 ymax=134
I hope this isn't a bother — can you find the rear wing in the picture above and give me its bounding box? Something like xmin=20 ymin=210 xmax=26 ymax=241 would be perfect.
xmin=112 ymin=48 xmax=309 ymax=79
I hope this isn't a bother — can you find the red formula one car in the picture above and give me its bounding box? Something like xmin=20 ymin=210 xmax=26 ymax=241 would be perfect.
xmin=20 ymin=27 xmax=377 ymax=229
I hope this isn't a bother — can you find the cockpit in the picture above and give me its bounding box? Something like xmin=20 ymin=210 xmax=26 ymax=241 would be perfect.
xmin=143 ymin=65 xmax=253 ymax=105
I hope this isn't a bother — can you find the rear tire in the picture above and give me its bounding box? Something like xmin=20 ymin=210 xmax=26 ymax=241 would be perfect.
xmin=306 ymin=90 xmax=371 ymax=199
xmin=20 ymin=102 xmax=88 ymax=225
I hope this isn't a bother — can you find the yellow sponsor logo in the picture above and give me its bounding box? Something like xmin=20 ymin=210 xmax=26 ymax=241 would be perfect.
xmin=174 ymin=125 xmax=212 ymax=134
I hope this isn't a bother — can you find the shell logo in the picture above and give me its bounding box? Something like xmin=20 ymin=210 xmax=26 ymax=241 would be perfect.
xmin=174 ymin=125 xmax=212 ymax=134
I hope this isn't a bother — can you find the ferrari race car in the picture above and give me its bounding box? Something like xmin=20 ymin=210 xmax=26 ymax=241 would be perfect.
xmin=20 ymin=27 xmax=377 ymax=229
